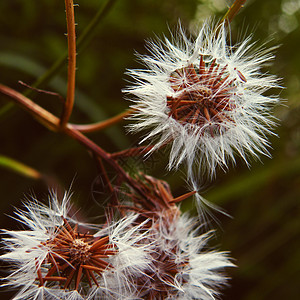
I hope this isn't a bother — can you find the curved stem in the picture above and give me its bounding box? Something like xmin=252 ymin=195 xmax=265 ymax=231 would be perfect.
xmin=0 ymin=84 xmax=145 ymax=197
xmin=60 ymin=0 xmax=77 ymax=127
xmin=71 ymin=108 xmax=133 ymax=133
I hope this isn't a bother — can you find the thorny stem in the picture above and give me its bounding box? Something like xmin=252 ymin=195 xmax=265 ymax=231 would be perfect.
xmin=221 ymin=0 xmax=247 ymax=25
xmin=71 ymin=109 xmax=134 ymax=133
xmin=23 ymin=0 xmax=117 ymax=97
xmin=60 ymin=0 xmax=77 ymax=127
xmin=0 ymin=84 xmax=146 ymax=198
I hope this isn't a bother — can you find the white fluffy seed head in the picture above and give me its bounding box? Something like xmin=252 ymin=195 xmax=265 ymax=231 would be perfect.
xmin=95 ymin=214 xmax=154 ymax=298
xmin=1 ymin=191 xmax=235 ymax=299
xmin=0 ymin=194 xmax=154 ymax=300
xmin=0 ymin=191 xmax=77 ymax=299
xmin=124 ymin=20 xmax=281 ymax=179
xmin=143 ymin=214 xmax=235 ymax=299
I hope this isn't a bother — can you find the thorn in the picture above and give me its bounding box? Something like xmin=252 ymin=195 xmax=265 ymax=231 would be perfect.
xmin=89 ymin=236 xmax=109 ymax=251
xmin=170 ymin=190 xmax=197 ymax=203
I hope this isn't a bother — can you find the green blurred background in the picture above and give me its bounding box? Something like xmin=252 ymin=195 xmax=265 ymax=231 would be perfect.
xmin=0 ymin=0 xmax=299 ymax=299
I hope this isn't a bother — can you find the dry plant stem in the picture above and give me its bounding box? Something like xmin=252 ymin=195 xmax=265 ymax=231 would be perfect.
xmin=94 ymin=156 xmax=115 ymax=195
xmin=111 ymin=145 xmax=155 ymax=159
xmin=19 ymin=81 xmax=65 ymax=104
xmin=60 ymin=0 xmax=77 ymax=127
xmin=0 ymin=84 xmax=146 ymax=198
xmin=21 ymin=0 xmax=117 ymax=98
xmin=221 ymin=0 xmax=247 ymax=24
xmin=63 ymin=128 xmax=147 ymax=198
xmin=93 ymin=155 xmax=119 ymax=207
xmin=71 ymin=109 xmax=134 ymax=133
xmin=0 ymin=84 xmax=59 ymax=131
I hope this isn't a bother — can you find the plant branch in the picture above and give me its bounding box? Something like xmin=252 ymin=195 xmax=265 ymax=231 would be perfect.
xmin=60 ymin=0 xmax=77 ymax=127
xmin=0 ymin=84 xmax=59 ymax=131
xmin=221 ymin=0 xmax=247 ymax=24
xmin=71 ymin=108 xmax=133 ymax=133
xmin=111 ymin=145 xmax=154 ymax=159
xmin=23 ymin=0 xmax=117 ymax=98
xmin=0 ymin=84 xmax=146 ymax=197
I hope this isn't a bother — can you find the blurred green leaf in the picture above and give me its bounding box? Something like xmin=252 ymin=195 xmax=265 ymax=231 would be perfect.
xmin=0 ymin=155 xmax=41 ymax=179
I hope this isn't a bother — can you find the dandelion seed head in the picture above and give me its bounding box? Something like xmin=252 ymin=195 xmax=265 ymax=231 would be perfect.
xmin=167 ymin=58 xmax=237 ymax=137
xmin=125 ymin=21 xmax=281 ymax=178
xmin=0 ymin=192 xmax=119 ymax=299
xmin=69 ymin=238 xmax=92 ymax=262
xmin=125 ymin=211 xmax=234 ymax=299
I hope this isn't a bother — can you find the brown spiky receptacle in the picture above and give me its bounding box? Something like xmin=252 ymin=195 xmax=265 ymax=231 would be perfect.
xmin=125 ymin=20 xmax=280 ymax=179
xmin=167 ymin=57 xmax=238 ymax=135
xmin=131 ymin=212 xmax=235 ymax=299
xmin=0 ymin=192 xmax=153 ymax=299
xmin=116 ymin=173 xmax=196 ymax=225
xmin=35 ymin=217 xmax=116 ymax=291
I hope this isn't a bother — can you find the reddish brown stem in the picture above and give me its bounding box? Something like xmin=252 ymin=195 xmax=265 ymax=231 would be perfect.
xmin=60 ymin=0 xmax=77 ymax=127
xmin=0 ymin=84 xmax=59 ymax=131
xmin=71 ymin=109 xmax=134 ymax=133
xmin=94 ymin=156 xmax=119 ymax=206
xmin=0 ymin=84 xmax=146 ymax=198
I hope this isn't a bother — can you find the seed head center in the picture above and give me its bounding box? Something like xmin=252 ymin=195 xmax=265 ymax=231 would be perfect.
xmin=70 ymin=238 xmax=91 ymax=263
xmin=137 ymin=247 xmax=187 ymax=298
xmin=167 ymin=56 xmax=237 ymax=132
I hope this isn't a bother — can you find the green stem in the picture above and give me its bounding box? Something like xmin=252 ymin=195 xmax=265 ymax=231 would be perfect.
xmin=76 ymin=0 xmax=117 ymax=53
xmin=0 ymin=155 xmax=41 ymax=179
xmin=221 ymin=0 xmax=247 ymax=24
xmin=0 ymin=102 xmax=14 ymax=117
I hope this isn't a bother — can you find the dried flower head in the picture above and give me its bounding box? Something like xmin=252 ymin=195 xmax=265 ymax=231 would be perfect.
xmin=0 ymin=193 xmax=152 ymax=300
xmin=117 ymin=173 xmax=195 ymax=225
xmin=134 ymin=214 xmax=235 ymax=299
xmin=125 ymin=21 xmax=280 ymax=178
xmin=35 ymin=219 xmax=116 ymax=292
